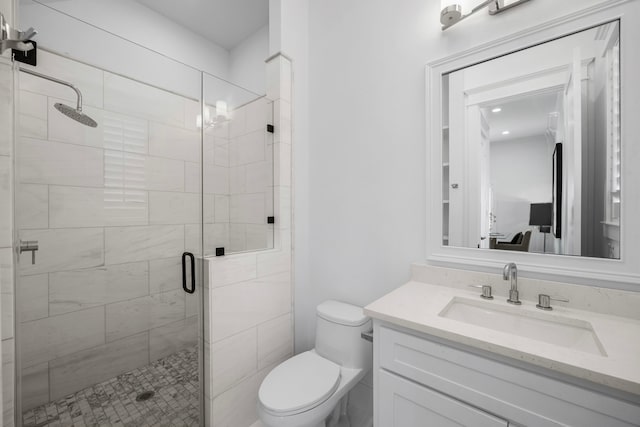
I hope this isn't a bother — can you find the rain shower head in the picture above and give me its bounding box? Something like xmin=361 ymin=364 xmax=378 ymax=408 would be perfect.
xmin=54 ymin=103 xmax=98 ymax=128
xmin=20 ymin=67 xmax=98 ymax=128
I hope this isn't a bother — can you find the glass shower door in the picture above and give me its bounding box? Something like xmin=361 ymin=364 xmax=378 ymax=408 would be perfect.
xmin=202 ymin=72 xmax=274 ymax=257
xmin=15 ymin=50 xmax=203 ymax=426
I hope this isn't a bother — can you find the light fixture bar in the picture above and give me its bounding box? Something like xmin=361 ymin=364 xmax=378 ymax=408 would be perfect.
xmin=441 ymin=0 xmax=532 ymax=31
xmin=488 ymin=0 xmax=531 ymax=15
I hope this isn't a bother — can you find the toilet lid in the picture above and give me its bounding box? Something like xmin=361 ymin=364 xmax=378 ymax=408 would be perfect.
xmin=259 ymin=351 xmax=341 ymax=415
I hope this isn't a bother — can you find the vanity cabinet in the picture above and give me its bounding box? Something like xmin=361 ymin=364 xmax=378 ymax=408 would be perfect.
xmin=373 ymin=321 xmax=640 ymax=427
xmin=378 ymin=370 xmax=508 ymax=426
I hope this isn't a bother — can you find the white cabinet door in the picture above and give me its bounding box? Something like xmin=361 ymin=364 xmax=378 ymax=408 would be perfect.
xmin=378 ymin=370 xmax=508 ymax=427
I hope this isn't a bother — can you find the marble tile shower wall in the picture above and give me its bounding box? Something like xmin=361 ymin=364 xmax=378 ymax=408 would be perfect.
xmin=15 ymin=51 xmax=212 ymax=412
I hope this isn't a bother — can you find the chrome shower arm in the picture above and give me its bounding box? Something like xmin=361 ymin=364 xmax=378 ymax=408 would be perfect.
xmin=20 ymin=67 xmax=83 ymax=111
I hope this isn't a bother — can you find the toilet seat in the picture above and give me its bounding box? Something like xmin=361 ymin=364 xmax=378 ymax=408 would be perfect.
xmin=259 ymin=351 xmax=341 ymax=416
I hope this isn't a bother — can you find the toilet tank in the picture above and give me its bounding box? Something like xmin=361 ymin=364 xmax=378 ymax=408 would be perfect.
xmin=315 ymin=300 xmax=372 ymax=370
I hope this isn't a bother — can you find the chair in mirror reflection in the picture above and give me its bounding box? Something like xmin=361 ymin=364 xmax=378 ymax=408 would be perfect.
xmin=490 ymin=230 xmax=532 ymax=252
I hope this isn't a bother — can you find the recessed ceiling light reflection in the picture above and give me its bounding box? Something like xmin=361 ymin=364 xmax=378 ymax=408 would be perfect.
xmin=492 ymin=107 xmax=502 ymax=113
xmin=502 ymin=130 xmax=510 ymax=135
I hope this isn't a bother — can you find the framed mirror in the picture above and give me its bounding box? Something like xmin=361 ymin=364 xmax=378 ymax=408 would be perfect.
xmin=442 ymin=21 xmax=620 ymax=259
xmin=426 ymin=0 xmax=640 ymax=287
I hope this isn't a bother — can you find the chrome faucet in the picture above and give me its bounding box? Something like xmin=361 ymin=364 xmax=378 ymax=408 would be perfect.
xmin=503 ymin=263 xmax=521 ymax=305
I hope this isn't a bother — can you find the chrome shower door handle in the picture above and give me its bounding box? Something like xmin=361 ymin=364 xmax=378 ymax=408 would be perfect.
xmin=19 ymin=240 xmax=39 ymax=265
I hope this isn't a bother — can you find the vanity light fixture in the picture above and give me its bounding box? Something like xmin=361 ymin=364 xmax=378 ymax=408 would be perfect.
xmin=440 ymin=0 xmax=532 ymax=31
xmin=502 ymin=130 xmax=510 ymax=135
xmin=492 ymin=107 xmax=502 ymax=113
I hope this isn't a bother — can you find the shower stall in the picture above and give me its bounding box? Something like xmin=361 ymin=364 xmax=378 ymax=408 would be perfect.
xmin=10 ymin=48 xmax=274 ymax=426
xmin=0 ymin=1 xmax=295 ymax=425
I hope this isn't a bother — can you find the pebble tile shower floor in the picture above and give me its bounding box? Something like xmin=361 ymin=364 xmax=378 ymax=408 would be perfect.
xmin=22 ymin=346 xmax=199 ymax=427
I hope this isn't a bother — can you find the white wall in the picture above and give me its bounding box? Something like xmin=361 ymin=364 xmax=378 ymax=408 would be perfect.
xmin=19 ymin=0 xmax=202 ymax=100
xmin=490 ymin=136 xmax=553 ymax=226
xmin=229 ymin=25 xmax=269 ymax=95
xmin=19 ymin=0 xmax=230 ymax=81
xmin=20 ymin=0 xmax=270 ymax=100
xmin=289 ymin=0 xmax=617 ymax=350
xmin=273 ymin=0 xmax=310 ymax=353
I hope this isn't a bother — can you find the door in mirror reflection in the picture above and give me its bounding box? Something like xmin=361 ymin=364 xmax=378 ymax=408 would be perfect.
xmin=442 ymin=20 xmax=621 ymax=259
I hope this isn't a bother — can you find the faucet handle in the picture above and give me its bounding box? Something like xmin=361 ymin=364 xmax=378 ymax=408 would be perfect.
xmin=536 ymin=294 xmax=569 ymax=311
xmin=468 ymin=284 xmax=493 ymax=300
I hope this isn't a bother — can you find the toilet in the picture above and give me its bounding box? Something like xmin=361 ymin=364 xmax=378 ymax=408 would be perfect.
xmin=258 ymin=300 xmax=372 ymax=427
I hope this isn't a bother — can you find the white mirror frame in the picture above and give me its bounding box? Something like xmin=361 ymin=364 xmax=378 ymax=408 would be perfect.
xmin=426 ymin=0 xmax=640 ymax=290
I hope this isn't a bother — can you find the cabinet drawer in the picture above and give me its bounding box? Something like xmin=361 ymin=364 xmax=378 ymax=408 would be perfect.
xmin=379 ymin=370 xmax=508 ymax=427
xmin=378 ymin=324 xmax=640 ymax=427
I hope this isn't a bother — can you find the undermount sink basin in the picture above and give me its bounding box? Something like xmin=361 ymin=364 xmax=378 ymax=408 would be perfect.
xmin=439 ymin=297 xmax=607 ymax=356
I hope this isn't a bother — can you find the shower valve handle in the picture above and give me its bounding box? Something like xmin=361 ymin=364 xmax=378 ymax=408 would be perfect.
xmin=19 ymin=240 xmax=39 ymax=265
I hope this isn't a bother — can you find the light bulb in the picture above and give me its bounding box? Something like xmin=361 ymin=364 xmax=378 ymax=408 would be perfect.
xmin=215 ymin=100 xmax=228 ymax=120
xmin=440 ymin=1 xmax=463 ymax=25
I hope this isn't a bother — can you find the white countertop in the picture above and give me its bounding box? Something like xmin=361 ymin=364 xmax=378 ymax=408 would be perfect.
xmin=364 ymin=280 xmax=640 ymax=396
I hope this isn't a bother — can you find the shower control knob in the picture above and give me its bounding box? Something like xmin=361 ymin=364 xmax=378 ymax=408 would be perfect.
xmin=19 ymin=240 xmax=39 ymax=265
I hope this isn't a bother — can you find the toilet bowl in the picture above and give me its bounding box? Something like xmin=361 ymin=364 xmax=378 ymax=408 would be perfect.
xmin=258 ymin=300 xmax=372 ymax=427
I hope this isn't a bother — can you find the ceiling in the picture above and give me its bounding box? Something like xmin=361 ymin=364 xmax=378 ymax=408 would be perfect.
xmin=486 ymin=91 xmax=561 ymax=143
xmin=134 ymin=0 xmax=269 ymax=50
